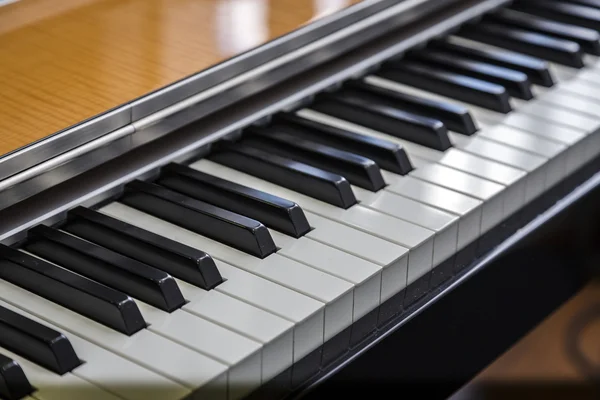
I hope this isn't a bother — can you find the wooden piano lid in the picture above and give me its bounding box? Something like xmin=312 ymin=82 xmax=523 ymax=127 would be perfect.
xmin=0 ymin=0 xmax=362 ymax=157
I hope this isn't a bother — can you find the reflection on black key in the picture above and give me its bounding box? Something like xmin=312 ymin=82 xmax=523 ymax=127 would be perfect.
xmin=0 ymin=353 xmax=33 ymax=400
xmin=565 ymin=0 xmax=600 ymax=9
xmin=429 ymin=38 xmax=555 ymax=87
xmin=273 ymin=112 xmax=414 ymax=173
xmin=489 ymin=8 xmax=600 ymax=55
xmin=376 ymin=60 xmax=512 ymax=113
xmin=311 ymin=91 xmax=452 ymax=151
xmin=158 ymin=163 xmax=311 ymax=238
xmin=64 ymin=207 xmax=223 ymax=290
xmin=0 ymin=245 xmax=145 ymax=335
xmin=244 ymin=126 xmax=386 ymax=191
xmin=25 ymin=225 xmax=186 ymax=312
xmin=122 ymin=180 xmax=277 ymax=258
xmin=0 ymin=305 xmax=80 ymax=375
xmin=344 ymin=80 xmax=477 ymax=135
xmin=209 ymin=142 xmax=357 ymax=209
xmin=409 ymin=49 xmax=534 ymax=99
xmin=513 ymin=0 xmax=600 ymax=31
xmin=458 ymin=22 xmax=585 ymax=68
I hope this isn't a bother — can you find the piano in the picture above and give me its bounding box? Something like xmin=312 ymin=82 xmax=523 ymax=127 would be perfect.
xmin=1 ymin=0 xmax=600 ymax=399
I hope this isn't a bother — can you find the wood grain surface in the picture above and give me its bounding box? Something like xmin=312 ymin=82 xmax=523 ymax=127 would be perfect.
xmin=0 ymin=0 xmax=362 ymax=157
xmin=451 ymin=280 xmax=600 ymax=399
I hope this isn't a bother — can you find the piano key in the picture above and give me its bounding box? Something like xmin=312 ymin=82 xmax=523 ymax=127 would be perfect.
xmin=0 ymin=304 xmax=80 ymax=375
xmin=512 ymin=1 xmax=600 ymax=31
xmin=25 ymin=225 xmax=185 ymax=313
xmin=0 ymin=346 xmax=120 ymax=400
xmin=190 ymin=160 xmax=420 ymax=301
xmin=352 ymin=188 xmax=458 ymax=268
xmin=409 ymin=49 xmax=534 ymax=99
xmin=157 ymin=163 xmax=311 ymax=238
xmin=0 ymin=353 xmax=33 ymax=400
xmin=209 ymin=142 xmax=356 ymax=209
xmin=518 ymin=101 xmax=600 ymax=131
xmin=99 ymin=202 xmax=353 ymax=345
xmin=0 ymin=245 xmax=145 ymax=336
xmin=128 ymin=301 xmax=263 ymax=400
xmin=560 ymin=78 xmax=600 ymax=103
xmin=0 ymin=299 xmax=190 ymax=400
xmin=272 ymin=112 xmax=413 ymax=174
xmin=474 ymin=125 xmax=567 ymax=159
xmin=242 ymin=126 xmax=386 ymax=191
xmin=175 ymin=280 xmax=294 ymax=382
xmin=0 ymin=280 xmax=229 ymax=394
xmin=296 ymin=109 xmax=512 ymax=232
xmin=430 ymin=37 xmax=555 ymax=87
xmin=343 ymin=79 xmax=478 ymax=135
xmin=122 ymin=180 xmax=276 ymax=258
xmin=564 ymin=0 xmax=600 ymax=9
xmin=63 ymin=206 xmax=223 ymax=290
xmin=310 ymin=91 xmax=452 ymax=151
xmin=488 ymin=8 xmax=600 ymax=55
xmin=458 ymin=22 xmax=585 ymax=68
xmin=377 ymin=60 xmax=512 ymax=112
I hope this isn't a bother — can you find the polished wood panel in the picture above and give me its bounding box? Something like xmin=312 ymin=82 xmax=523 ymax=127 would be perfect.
xmin=0 ymin=0 xmax=362 ymax=157
xmin=451 ymin=280 xmax=600 ymax=399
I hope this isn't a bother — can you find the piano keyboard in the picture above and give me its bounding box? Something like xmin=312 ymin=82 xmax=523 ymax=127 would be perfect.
xmin=3 ymin=1 xmax=600 ymax=399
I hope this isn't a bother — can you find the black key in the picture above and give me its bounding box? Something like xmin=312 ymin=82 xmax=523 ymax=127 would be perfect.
xmin=409 ymin=49 xmax=534 ymax=99
xmin=0 ymin=245 xmax=145 ymax=335
xmin=273 ymin=112 xmax=414 ymax=174
xmin=122 ymin=180 xmax=277 ymax=258
xmin=243 ymin=126 xmax=386 ymax=191
xmin=564 ymin=0 xmax=600 ymax=9
xmin=512 ymin=1 xmax=600 ymax=32
xmin=209 ymin=142 xmax=357 ymax=209
xmin=428 ymin=38 xmax=555 ymax=87
xmin=344 ymin=80 xmax=478 ymax=135
xmin=488 ymin=8 xmax=600 ymax=55
xmin=0 ymin=353 xmax=33 ymax=400
xmin=0 ymin=305 xmax=80 ymax=375
xmin=63 ymin=207 xmax=223 ymax=290
xmin=158 ymin=163 xmax=311 ymax=238
xmin=376 ymin=60 xmax=512 ymax=113
xmin=458 ymin=22 xmax=585 ymax=68
xmin=25 ymin=225 xmax=186 ymax=312
xmin=311 ymin=91 xmax=451 ymax=151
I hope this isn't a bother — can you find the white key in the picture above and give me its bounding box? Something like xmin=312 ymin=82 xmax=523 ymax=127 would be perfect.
xmin=100 ymin=202 xmax=353 ymax=346
xmin=176 ymin=281 xmax=294 ymax=382
xmin=0 ymin=346 xmax=121 ymax=400
xmin=0 ymin=280 xmax=229 ymax=395
xmin=518 ymin=102 xmax=600 ymax=132
xmin=409 ymin=163 xmax=504 ymax=234
xmin=302 ymin=211 xmax=409 ymax=303
xmin=191 ymin=160 xmax=434 ymax=295
xmin=458 ymin=137 xmax=548 ymax=202
xmin=270 ymin=230 xmax=382 ymax=321
xmin=353 ymin=187 xmax=458 ymax=268
xmin=0 ymin=299 xmax=189 ymax=400
xmin=382 ymin=174 xmax=483 ymax=251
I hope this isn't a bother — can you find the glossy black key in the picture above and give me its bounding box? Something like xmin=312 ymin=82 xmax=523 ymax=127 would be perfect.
xmin=311 ymin=91 xmax=451 ymax=151
xmin=243 ymin=126 xmax=386 ymax=191
xmin=376 ymin=60 xmax=512 ymax=113
xmin=564 ymin=0 xmax=600 ymax=9
xmin=209 ymin=142 xmax=357 ymax=209
xmin=273 ymin=112 xmax=414 ymax=173
xmin=0 ymin=353 xmax=33 ymax=400
xmin=488 ymin=8 xmax=600 ymax=55
xmin=25 ymin=225 xmax=186 ymax=312
xmin=63 ymin=207 xmax=223 ymax=290
xmin=408 ymin=49 xmax=534 ymax=99
xmin=429 ymin=38 xmax=555 ymax=87
xmin=513 ymin=0 xmax=600 ymax=31
xmin=158 ymin=163 xmax=311 ymax=238
xmin=0 ymin=245 xmax=145 ymax=335
xmin=458 ymin=22 xmax=585 ymax=68
xmin=0 ymin=305 xmax=80 ymax=375
xmin=122 ymin=180 xmax=277 ymax=258
xmin=344 ymin=80 xmax=477 ymax=135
